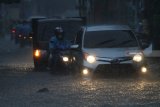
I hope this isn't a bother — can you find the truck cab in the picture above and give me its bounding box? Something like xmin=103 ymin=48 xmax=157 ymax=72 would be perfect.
xmin=31 ymin=17 xmax=84 ymax=70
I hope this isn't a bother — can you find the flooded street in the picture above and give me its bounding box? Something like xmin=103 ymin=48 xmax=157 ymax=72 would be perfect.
xmin=0 ymin=37 xmax=160 ymax=107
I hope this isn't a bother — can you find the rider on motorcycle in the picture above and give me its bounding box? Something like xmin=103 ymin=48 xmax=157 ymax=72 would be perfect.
xmin=48 ymin=27 xmax=71 ymax=70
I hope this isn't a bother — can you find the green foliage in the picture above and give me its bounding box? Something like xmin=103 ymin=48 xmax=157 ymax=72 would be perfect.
xmin=151 ymin=0 xmax=160 ymax=14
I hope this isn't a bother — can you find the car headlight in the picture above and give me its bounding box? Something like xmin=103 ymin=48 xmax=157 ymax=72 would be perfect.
xmin=29 ymin=37 xmax=32 ymax=39
xmin=84 ymin=53 xmax=96 ymax=64
xmin=133 ymin=54 xmax=143 ymax=62
xmin=141 ymin=66 xmax=147 ymax=73
xmin=19 ymin=35 xmax=22 ymax=38
xmin=63 ymin=56 xmax=69 ymax=62
xmin=86 ymin=55 xmax=96 ymax=63
xmin=82 ymin=69 xmax=89 ymax=75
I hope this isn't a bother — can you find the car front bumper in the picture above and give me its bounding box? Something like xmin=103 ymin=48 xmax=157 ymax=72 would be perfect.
xmin=82 ymin=59 xmax=147 ymax=73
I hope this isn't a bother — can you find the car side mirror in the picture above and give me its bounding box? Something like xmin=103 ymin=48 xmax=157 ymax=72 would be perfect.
xmin=140 ymin=41 xmax=150 ymax=50
xmin=70 ymin=44 xmax=79 ymax=49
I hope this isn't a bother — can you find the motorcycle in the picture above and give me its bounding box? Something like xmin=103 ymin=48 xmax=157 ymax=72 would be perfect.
xmin=49 ymin=49 xmax=73 ymax=74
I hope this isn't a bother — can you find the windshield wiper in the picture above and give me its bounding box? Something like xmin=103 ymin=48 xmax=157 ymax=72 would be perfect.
xmin=111 ymin=40 xmax=134 ymax=47
xmin=95 ymin=39 xmax=115 ymax=46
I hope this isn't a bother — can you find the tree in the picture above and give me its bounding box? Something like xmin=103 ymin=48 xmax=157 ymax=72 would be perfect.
xmin=144 ymin=0 xmax=160 ymax=50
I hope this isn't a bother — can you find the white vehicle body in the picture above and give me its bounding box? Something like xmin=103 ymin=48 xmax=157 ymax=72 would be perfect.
xmin=71 ymin=25 xmax=147 ymax=74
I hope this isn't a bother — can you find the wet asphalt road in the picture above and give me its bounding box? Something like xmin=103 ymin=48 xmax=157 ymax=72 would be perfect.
xmin=0 ymin=36 xmax=160 ymax=107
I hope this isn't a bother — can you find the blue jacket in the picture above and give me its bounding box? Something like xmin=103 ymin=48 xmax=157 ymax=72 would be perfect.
xmin=49 ymin=36 xmax=70 ymax=52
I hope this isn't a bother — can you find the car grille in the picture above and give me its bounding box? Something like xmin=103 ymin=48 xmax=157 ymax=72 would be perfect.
xmin=95 ymin=64 xmax=135 ymax=73
xmin=97 ymin=57 xmax=132 ymax=64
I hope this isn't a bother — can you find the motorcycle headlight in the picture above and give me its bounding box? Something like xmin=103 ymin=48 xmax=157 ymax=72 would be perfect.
xmin=133 ymin=54 xmax=143 ymax=62
xmin=63 ymin=56 xmax=69 ymax=62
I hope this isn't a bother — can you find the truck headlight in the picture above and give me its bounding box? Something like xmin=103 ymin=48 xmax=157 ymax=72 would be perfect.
xmin=63 ymin=56 xmax=69 ymax=62
xmin=133 ymin=54 xmax=143 ymax=62
xmin=34 ymin=49 xmax=40 ymax=58
xmin=87 ymin=55 xmax=96 ymax=63
xmin=34 ymin=49 xmax=47 ymax=58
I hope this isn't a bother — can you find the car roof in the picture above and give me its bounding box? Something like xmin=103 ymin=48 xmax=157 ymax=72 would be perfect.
xmin=27 ymin=16 xmax=47 ymax=21
xmin=38 ymin=18 xmax=83 ymax=23
xmin=84 ymin=25 xmax=132 ymax=32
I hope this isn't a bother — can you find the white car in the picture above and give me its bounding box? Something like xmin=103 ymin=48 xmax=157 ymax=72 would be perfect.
xmin=71 ymin=25 xmax=148 ymax=76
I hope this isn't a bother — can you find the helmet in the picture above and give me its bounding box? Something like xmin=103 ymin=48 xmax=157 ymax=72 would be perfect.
xmin=54 ymin=27 xmax=64 ymax=40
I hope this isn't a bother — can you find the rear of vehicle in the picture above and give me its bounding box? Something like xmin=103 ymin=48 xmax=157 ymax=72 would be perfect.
xmin=10 ymin=21 xmax=19 ymax=41
xmin=71 ymin=25 xmax=148 ymax=76
xmin=18 ymin=23 xmax=32 ymax=47
xmin=14 ymin=22 xmax=32 ymax=47
xmin=10 ymin=27 xmax=16 ymax=40
xmin=32 ymin=18 xmax=84 ymax=70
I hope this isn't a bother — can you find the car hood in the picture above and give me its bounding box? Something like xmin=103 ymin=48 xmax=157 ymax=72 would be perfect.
xmin=83 ymin=47 xmax=140 ymax=58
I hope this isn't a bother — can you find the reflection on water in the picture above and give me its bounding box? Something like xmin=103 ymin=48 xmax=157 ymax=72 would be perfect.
xmin=136 ymin=80 xmax=147 ymax=91
xmin=80 ymin=79 xmax=97 ymax=91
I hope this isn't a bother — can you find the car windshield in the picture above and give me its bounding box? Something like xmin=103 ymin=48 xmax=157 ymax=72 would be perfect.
xmin=84 ymin=30 xmax=138 ymax=48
